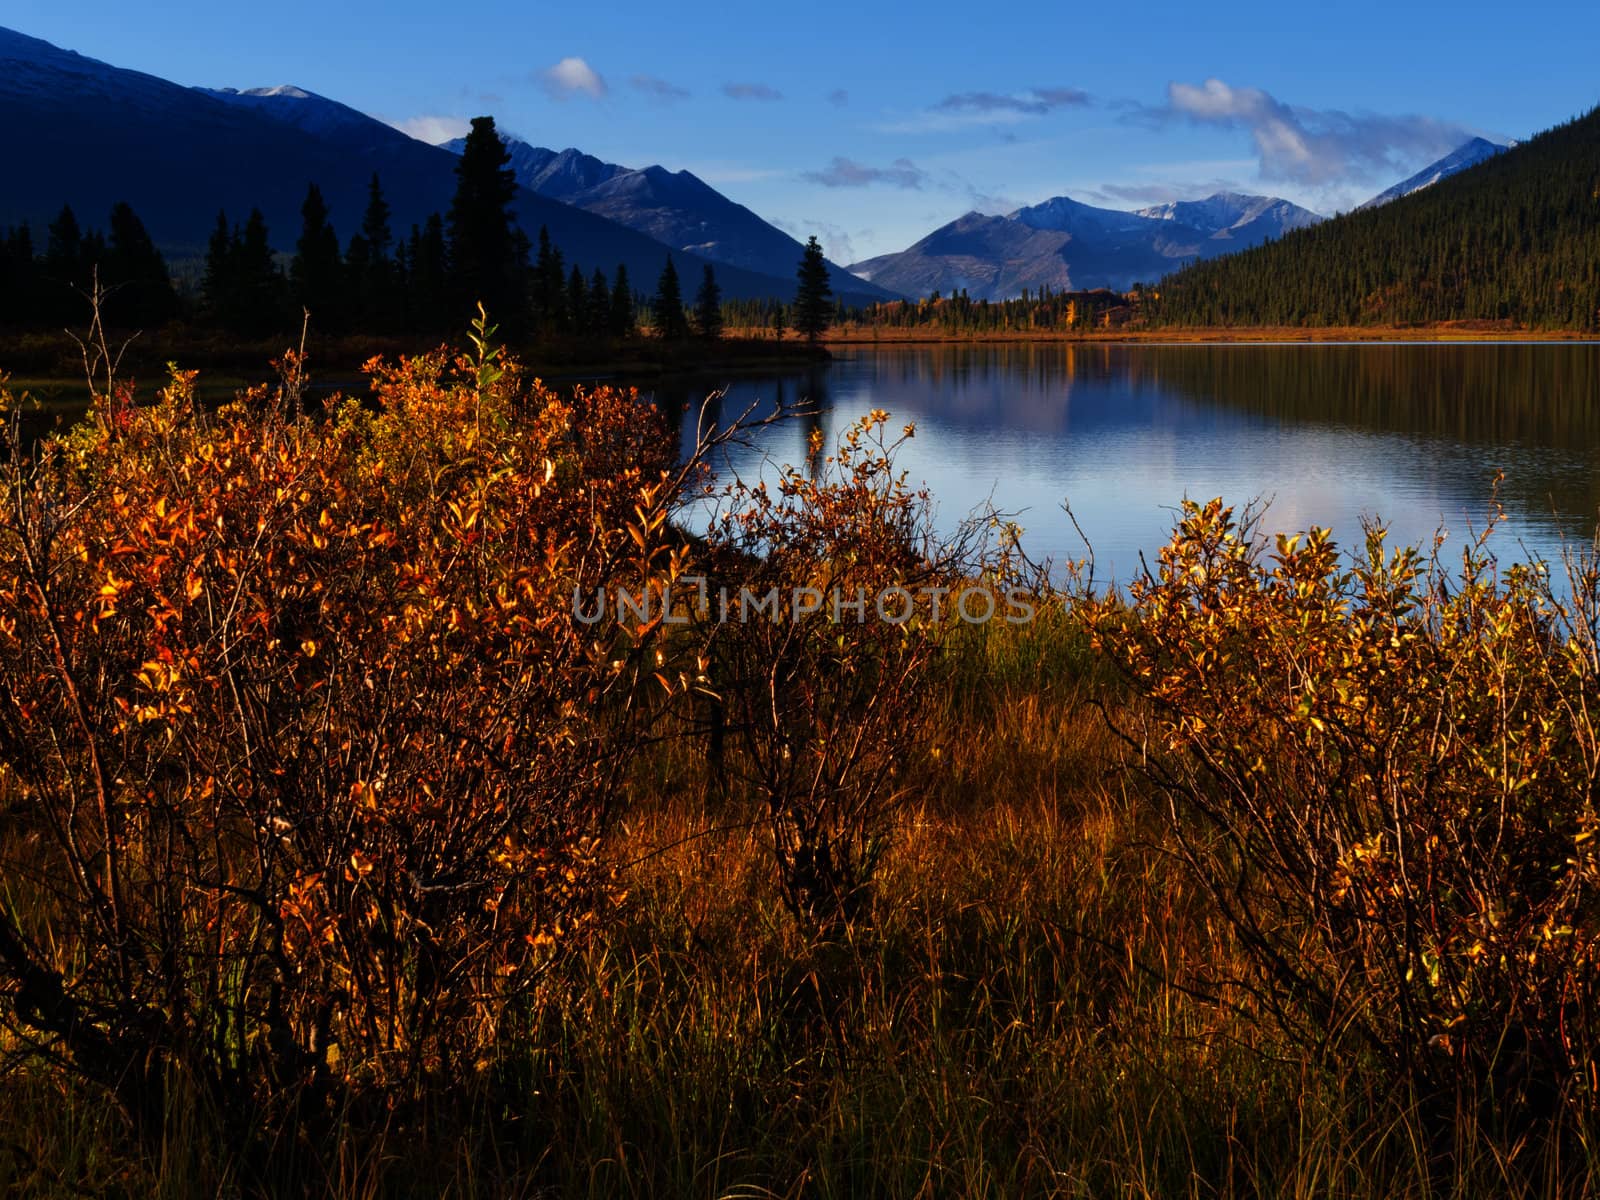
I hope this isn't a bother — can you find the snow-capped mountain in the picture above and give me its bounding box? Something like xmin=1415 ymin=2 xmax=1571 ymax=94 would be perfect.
xmin=1136 ymin=193 xmax=1323 ymax=242
xmin=442 ymin=135 xmax=896 ymax=300
xmin=1358 ymin=138 xmax=1510 ymax=209
xmin=849 ymin=191 xmax=1321 ymax=302
xmin=491 ymin=145 xmax=629 ymax=200
xmin=197 ymin=84 xmax=391 ymax=146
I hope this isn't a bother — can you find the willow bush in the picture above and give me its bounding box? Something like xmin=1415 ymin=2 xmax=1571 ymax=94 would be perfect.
xmin=0 ymin=322 xmax=700 ymax=1137
xmin=1095 ymin=498 xmax=1600 ymax=1123
xmin=694 ymin=413 xmax=975 ymax=933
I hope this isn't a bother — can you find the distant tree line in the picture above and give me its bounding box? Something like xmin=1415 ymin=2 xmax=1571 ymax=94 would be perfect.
xmin=787 ymin=283 xmax=1134 ymax=335
xmin=1149 ymin=106 xmax=1600 ymax=331
xmin=191 ymin=118 xmax=647 ymax=341
xmin=0 ymin=119 xmax=644 ymax=343
xmin=1 ymin=118 xmax=845 ymax=350
xmin=0 ymin=201 xmax=180 ymax=330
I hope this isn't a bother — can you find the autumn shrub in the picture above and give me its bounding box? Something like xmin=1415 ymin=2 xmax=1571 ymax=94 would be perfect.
xmin=0 ymin=326 xmax=699 ymax=1138
xmin=695 ymin=413 xmax=1002 ymax=934
xmin=1094 ymin=498 xmax=1600 ymax=1125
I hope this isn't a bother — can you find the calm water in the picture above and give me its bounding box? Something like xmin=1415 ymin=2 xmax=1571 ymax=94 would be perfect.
xmin=657 ymin=343 xmax=1600 ymax=585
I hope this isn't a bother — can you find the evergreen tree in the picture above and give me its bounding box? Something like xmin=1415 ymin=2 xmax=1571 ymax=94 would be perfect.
xmin=587 ymin=268 xmax=612 ymax=337
xmin=235 ymin=208 xmax=288 ymax=336
xmin=348 ymin=172 xmax=395 ymax=329
xmin=567 ymin=265 xmax=588 ymax=337
xmin=202 ymin=210 xmax=236 ymax=325
xmin=793 ymin=235 xmax=833 ymax=344
xmin=104 ymin=201 xmax=178 ymax=326
xmin=40 ymin=205 xmax=90 ymax=321
xmin=692 ymin=263 xmax=723 ymax=340
xmin=0 ymin=225 xmax=37 ymax=328
xmin=407 ymin=215 xmax=449 ymax=332
xmin=43 ymin=205 xmax=83 ymax=282
xmin=360 ymin=172 xmax=393 ymax=263
xmin=531 ymin=226 xmax=566 ymax=333
xmin=652 ymin=255 xmax=689 ymax=340
xmin=290 ymin=183 xmax=343 ymax=328
xmin=609 ymin=264 xmax=636 ymax=338
xmin=446 ymin=116 xmax=526 ymax=328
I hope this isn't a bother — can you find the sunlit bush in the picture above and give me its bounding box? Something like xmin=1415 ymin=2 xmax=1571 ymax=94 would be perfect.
xmin=1095 ymin=498 xmax=1600 ymax=1119
xmin=697 ymin=413 xmax=993 ymax=932
xmin=0 ymin=323 xmax=692 ymax=1132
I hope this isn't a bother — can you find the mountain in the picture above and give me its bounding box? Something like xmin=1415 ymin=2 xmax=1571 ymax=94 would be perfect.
xmin=849 ymin=191 xmax=1321 ymax=302
xmin=443 ymin=136 xmax=897 ymax=301
xmin=1153 ymin=111 xmax=1598 ymax=330
xmin=197 ymin=84 xmax=389 ymax=145
xmin=1136 ymin=193 xmax=1323 ymax=244
xmin=1357 ymin=137 xmax=1510 ymax=209
xmin=466 ymin=144 xmax=628 ymax=200
xmin=0 ymin=26 xmax=812 ymax=301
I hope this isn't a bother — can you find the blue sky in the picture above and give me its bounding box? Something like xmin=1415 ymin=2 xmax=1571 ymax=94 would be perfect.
xmin=7 ymin=0 xmax=1597 ymax=263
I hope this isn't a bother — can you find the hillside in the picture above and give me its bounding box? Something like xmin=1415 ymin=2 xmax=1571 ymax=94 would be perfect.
xmin=1151 ymin=110 xmax=1600 ymax=329
xmin=0 ymin=27 xmax=808 ymax=301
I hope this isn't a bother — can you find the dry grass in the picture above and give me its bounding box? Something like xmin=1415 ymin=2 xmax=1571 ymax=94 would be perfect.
xmin=2 ymin=615 xmax=1595 ymax=1195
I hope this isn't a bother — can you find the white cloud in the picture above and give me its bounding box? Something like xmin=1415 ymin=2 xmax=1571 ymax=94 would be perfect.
xmin=1157 ymin=78 xmax=1470 ymax=186
xmin=937 ymin=87 xmax=1090 ymax=115
xmin=680 ymin=163 xmax=789 ymax=184
xmin=803 ymin=157 xmax=928 ymax=189
xmin=631 ymin=73 xmax=690 ymax=101
xmin=872 ymin=108 xmax=1034 ymax=134
xmin=722 ymin=82 xmax=783 ymax=102
xmin=389 ymin=114 xmax=472 ymax=144
xmin=542 ymin=56 xmax=607 ymax=101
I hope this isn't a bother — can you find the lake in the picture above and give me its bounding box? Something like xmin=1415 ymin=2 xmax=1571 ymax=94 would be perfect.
xmin=657 ymin=342 xmax=1600 ymax=587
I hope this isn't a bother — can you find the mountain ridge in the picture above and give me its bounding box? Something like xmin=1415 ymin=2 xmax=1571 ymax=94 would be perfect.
xmin=848 ymin=191 xmax=1323 ymax=302
xmin=442 ymin=135 xmax=897 ymax=301
xmin=0 ymin=26 xmax=840 ymax=303
xmin=1356 ymin=137 xmax=1511 ymax=210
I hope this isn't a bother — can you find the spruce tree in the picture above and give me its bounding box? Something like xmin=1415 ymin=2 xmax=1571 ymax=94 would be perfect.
xmin=446 ymin=116 xmax=526 ymax=328
xmin=236 ymin=208 xmax=288 ymax=336
xmin=360 ymin=172 xmax=393 ymax=263
xmin=350 ymin=172 xmax=394 ymax=330
xmin=587 ymin=268 xmax=612 ymax=337
xmin=567 ymin=265 xmax=588 ymax=336
xmin=202 ymin=211 xmax=236 ymax=326
xmin=793 ymin=235 xmax=833 ymax=344
xmin=692 ymin=263 xmax=723 ymax=340
xmin=43 ymin=205 xmax=83 ymax=282
xmin=609 ymin=264 xmax=636 ymax=338
xmin=291 ymin=183 xmax=343 ymax=328
xmin=408 ymin=215 xmax=449 ymax=332
xmin=532 ymin=226 xmax=566 ymax=333
xmin=105 ymin=202 xmax=177 ymax=326
xmin=653 ymin=255 xmax=688 ymax=340
xmin=0 ymin=225 xmax=37 ymax=328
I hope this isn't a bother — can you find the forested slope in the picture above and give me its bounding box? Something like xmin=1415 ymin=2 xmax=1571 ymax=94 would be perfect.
xmin=1151 ymin=107 xmax=1600 ymax=330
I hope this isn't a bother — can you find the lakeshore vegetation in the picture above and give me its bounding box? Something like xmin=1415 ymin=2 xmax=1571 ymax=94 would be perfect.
xmin=0 ymin=318 xmax=1598 ymax=1196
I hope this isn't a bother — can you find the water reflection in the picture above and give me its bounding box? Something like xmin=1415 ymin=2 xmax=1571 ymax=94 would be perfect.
xmin=656 ymin=343 xmax=1600 ymax=584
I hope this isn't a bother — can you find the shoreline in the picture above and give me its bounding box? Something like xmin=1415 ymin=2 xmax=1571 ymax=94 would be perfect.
xmin=8 ymin=326 xmax=1597 ymax=401
xmin=817 ymin=325 xmax=1600 ymax=346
